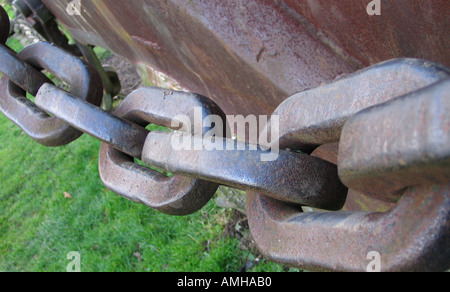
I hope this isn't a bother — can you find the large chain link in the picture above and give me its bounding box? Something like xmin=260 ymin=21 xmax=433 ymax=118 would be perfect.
xmin=0 ymin=6 xmax=449 ymax=271
xmin=248 ymin=70 xmax=450 ymax=272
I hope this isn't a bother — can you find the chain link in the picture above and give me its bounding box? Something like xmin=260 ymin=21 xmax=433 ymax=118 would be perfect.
xmin=0 ymin=5 xmax=449 ymax=271
xmin=338 ymin=79 xmax=450 ymax=200
xmin=270 ymin=58 xmax=450 ymax=154
xmin=0 ymin=41 xmax=103 ymax=146
xmin=0 ymin=4 xmax=10 ymax=45
xmin=247 ymin=77 xmax=450 ymax=272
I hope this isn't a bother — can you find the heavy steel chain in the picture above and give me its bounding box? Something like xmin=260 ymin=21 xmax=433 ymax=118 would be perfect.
xmin=248 ymin=63 xmax=450 ymax=272
xmin=0 ymin=6 xmax=449 ymax=271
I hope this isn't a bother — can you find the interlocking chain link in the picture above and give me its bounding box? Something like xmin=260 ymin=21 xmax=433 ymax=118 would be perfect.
xmin=0 ymin=5 xmax=10 ymax=45
xmin=247 ymin=77 xmax=450 ymax=272
xmin=339 ymin=79 xmax=450 ymax=199
xmin=1 ymin=42 xmax=103 ymax=146
xmin=0 ymin=6 xmax=449 ymax=271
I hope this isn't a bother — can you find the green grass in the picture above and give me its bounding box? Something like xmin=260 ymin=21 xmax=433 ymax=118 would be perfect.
xmin=1 ymin=1 xmax=14 ymax=19
xmin=0 ymin=4 xmax=287 ymax=271
xmin=0 ymin=113 xmax=286 ymax=272
xmin=5 ymin=37 xmax=23 ymax=52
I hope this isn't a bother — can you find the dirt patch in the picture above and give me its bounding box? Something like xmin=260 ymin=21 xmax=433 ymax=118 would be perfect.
xmin=101 ymin=54 xmax=142 ymax=97
xmin=222 ymin=209 xmax=266 ymax=271
xmin=222 ymin=210 xmax=256 ymax=252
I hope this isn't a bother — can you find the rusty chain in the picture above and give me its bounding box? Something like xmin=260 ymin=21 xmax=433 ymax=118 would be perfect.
xmin=0 ymin=6 xmax=449 ymax=271
xmin=248 ymin=68 xmax=450 ymax=272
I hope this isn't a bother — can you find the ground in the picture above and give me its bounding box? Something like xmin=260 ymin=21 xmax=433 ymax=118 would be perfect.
xmin=100 ymin=51 xmax=272 ymax=272
xmin=0 ymin=2 xmax=294 ymax=271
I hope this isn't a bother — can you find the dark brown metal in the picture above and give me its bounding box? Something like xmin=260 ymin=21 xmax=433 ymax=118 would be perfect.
xmin=0 ymin=42 xmax=103 ymax=146
xmin=246 ymin=62 xmax=450 ymax=271
xmin=76 ymin=43 xmax=120 ymax=96
xmin=143 ymin=132 xmax=347 ymax=211
xmin=269 ymin=59 xmax=450 ymax=153
xmin=0 ymin=6 xmax=50 ymax=95
xmin=110 ymin=87 xmax=228 ymax=134
xmin=0 ymin=5 xmax=9 ymax=45
xmin=338 ymin=79 xmax=450 ymax=202
xmin=247 ymin=183 xmax=450 ymax=272
xmin=75 ymin=42 xmax=121 ymax=112
xmin=36 ymin=85 xmax=223 ymax=215
xmin=1 ymin=0 xmax=448 ymax=271
xmin=0 ymin=45 xmax=51 ymax=96
xmin=41 ymin=0 xmax=450 ymax=119
xmin=283 ymin=0 xmax=450 ymax=67
xmin=37 ymin=0 xmax=450 ymax=219
xmin=11 ymin=0 xmax=121 ymax=112
xmin=98 ymin=87 xmax=227 ymax=215
xmin=310 ymin=143 xmax=396 ymax=213
xmin=40 ymin=0 xmax=358 ymax=118
xmin=13 ymin=0 xmax=82 ymax=56
xmin=99 ymin=142 xmax=219 ymax=216
xmin=35 ymin=83 xmax=149 ymax=159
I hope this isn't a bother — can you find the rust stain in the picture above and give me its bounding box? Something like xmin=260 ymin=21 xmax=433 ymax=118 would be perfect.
xmin=131 ymin=35 xmax=162 ymax=51
xmin=91 ymin=0 xmax=134 ymax=45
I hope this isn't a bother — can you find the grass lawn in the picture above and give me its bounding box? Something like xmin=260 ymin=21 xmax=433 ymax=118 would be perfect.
xmin=0 ymin=113 xmax=286 ymax=272
xmin=0 ymin=2 xmax=289 ymax=272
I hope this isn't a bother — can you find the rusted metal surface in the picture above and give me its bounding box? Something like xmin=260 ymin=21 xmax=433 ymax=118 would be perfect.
xmin=0 ymin=4 xmax=9 ymax=44
xmin=11 ymin=1 xmax=119 ymax=111
xmin=36 ymin=86 xmax=227 ymax=215
xmin=35 ymin=81 xmax=342 ymax=214
xmin=338 ymin=79 xmax=450 ymax=202
xmin=35 ymin=83 xmax=149 ymax=158
xmin=256 ymin=58 xmax=450 ymax=213
xmin=269 ymin=58 xmax=450 ymax=153
xmin=0 ymin=6 xmax=50 ymax=95
xmin=0 ymin=45 xmax=51 ymax=96
xmin=37 ymin=0 xmax=450 ymax=217
xmin=99 ymin=88 xmax=228 ymax=215
xmin=142 ymin=132 xmax=347 ymax=210
xmin=245 ymin=58 xmax=450 ymax=270
xmin=41 ymin=0 xmax=358 ymax=117
xmin=13 ymin=0 xmax=81 ymax=56
xmin=0 ymin=42 xmax=103 ymax=146
xmin=1 ymin=1 xmax=449 ymax=271
xmin=247 ymin=183 xmax=450 ymax=272
xmin=98 ymin=141 xmax=219 ymax=216
xmin=110 ymin=87 xmax=228 ymax=135
xmin=283 ymin=0 xmax=450 ymax=67
xmin=310 ymin=143 xmax=396 ymax=213
xmin=77 ymin=43 xmax=121 ymax=96
xmin=38 ymin=0 xmax=450 ymax=217
xmin=41 ymin=0 xmax=449 ymax=118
